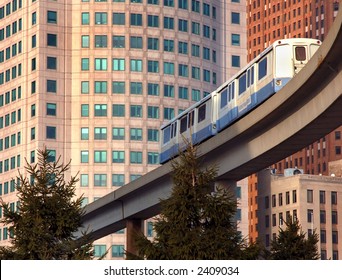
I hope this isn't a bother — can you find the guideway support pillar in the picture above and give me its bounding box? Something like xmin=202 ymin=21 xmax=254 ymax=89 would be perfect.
xmin=126 ymin=219 xmax=144 ymax=258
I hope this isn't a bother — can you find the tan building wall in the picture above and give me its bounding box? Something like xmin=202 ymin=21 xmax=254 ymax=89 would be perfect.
xmin=258 ymin=169 xmax=342 ymax=260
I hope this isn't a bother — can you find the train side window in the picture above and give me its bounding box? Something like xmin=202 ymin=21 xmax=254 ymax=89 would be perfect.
xmin=198 ymin=104 xmax=206 ymax=123
xmin=238 ymin=73 xmax=246 ymax=95
xmin=180 ymin=116 xmax=187 ymax=133
xmin=220 ymin=88 xmax=228 ymax=108
xmin=172 ymin=122 xmax=177 ymax=138
xmin=258 ymin=57 xmax=267 ymax=80
xmin=188 ymin=111 xmax=194 ymax=128
xmin=247 ymin=69 xmax=250 ymax=88
xmin=251 ymin=66 xmax=255 ymax=85
xmin=163 ymin=126 xmax=171 ymax=144
xmin=231 ymin=81 xmax=235 ymax=99
xmin=295 ymin=46 xmax=306 ymax=61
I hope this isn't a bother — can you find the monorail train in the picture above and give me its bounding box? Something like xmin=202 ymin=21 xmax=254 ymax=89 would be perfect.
xmin=160 ymin=38 xmax=322 ymax=164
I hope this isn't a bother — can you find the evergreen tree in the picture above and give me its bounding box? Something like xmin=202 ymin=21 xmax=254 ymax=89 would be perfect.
xmin=269 ymin=217 xmax=319 ymax=260
xmin=0 ymin=148 xmax=94 ymax=259
xmin=131 ymin=143 xmax=260 ymax=259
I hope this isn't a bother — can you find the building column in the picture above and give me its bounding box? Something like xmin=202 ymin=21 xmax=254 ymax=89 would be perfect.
xmin=126 ymin=219 xmax=144 ymax=258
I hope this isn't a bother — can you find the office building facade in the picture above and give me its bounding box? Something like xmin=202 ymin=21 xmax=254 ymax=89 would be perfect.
xmin=0 ymin=0 xmax=247 ymax=259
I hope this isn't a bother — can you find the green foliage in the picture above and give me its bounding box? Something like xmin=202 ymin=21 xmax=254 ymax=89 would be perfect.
xmin=269 ymin=217 xmax=319 ymax=260
xmin=0 ymin=148 xmax=94 ymax=260
xmin=131 ymin=144 xmax=261 ymax=260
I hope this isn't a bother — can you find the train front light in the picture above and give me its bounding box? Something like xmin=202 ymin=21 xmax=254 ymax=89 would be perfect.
xmin=275 ymin=79 xmax=282 ymax=86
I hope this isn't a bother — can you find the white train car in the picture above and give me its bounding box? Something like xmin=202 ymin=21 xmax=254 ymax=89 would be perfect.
xmin=159 ymin=93 xmax=216 ymax=164
xmin=160 ymin=38 xmax=321 ymax=164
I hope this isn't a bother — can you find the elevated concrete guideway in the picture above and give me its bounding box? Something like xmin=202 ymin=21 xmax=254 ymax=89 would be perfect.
xmin=78 ymin=8 xmax=342 ymax=243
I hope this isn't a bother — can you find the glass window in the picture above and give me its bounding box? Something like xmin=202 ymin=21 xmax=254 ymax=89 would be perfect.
xmin=94 ymin=127 xmax=107 ymax=140
xmin=94 ymin=245 xmax=106 ymax=258
xmin=94 ymin=151 xmax=107 ymax=163
xmin=147 ymin=60 xmax=159 ymax=73
xmin=331 ymin=191 xmax=337 ymax=205
xmin=130 ymin=82 xmax=142 ymax=94
xmin=192 ymin=89 xmax=201 ymax=101
xmin=130 ymin=13 xmax=142 ymax=26
xmin=130 ymin=59 xmax=142 ymax=72
xmin=130 ymin=36 xmax=143 ymax=49
xmin=164 ymin=16 xmax=174 ymax=29
xmin=113 ymin=58 xmax=125 ymax=71
xmin=81 ymin=58 xmax=89 ymax=70
xmin=82 ymin=35 xmax=90 ymax=48
xmin=164 ymin=39 xmax=174 ymax=52
xmin=82 ymin=12 xmax=89 ymax=25
xmin=232 ymin=34 xmax=240 ymax=46
xmin=203 ymin=25 xmax=210 ymax=38
xmin=112 ymin=151 xmax=125 ymax=163
xmin=148 ymin=129 xmax=159 ymax=141
xmin=81 ymin=81 xmax=89 ymax=94
xmin=164 ymin=62 xmax=174 ymax=75
xmin=148 ymin=152 xmax=159 ymax=164
xmin=47 ymin=34 xmax=57 ymax=46
xmin=258 ymin=57 xmax=267 ymax=80
xmin=46 ymin=103 xmax=56 ymax=116
xmin=112 ymin=174 xmax=125 ymax=187
xmin=47 ymin=57 xmax=57 ymax=69
xmin=148 ymin=37 xmax=159 ymax=50
xmin=192 ymin=66 xmax=200 ymax=80
xmin=147 ymin=83 xmax=159 ymax=96
xmin=80 ymin=174 xmax=89 ymax=187
xmin=148 ymin=15 xmax=159 ymax=27
xmin=47 ymin=11 xmax=57 ymax=23
xmin=112 ymin=127 xmax=125 ymax=140
xmin=113 ymin=13 xmax=125 ymax=25
xmin=113 ymin=81 xmax=125 ymax=94
xmin=112 ymin=36 xmax=125 ymax=48
xmin=178 ymin=86 xmax=188 ymax=99
xmin=148 ymin=106 xmax=159 ymax=119
xmin=94 ymin=174 xmax=107 ymax=187
xmin=95 ymin=12 xmax=107 ymax=24
xmin=112 ymin=104 xmax=125 ymax=117
xmin=164 ymin=107 xmax=174 ymax=120
xmin=130 ymin=105 xmax=142 ymax=117
xmin=94 ymin=104 xmax=107 ymax=116
xmin=81 ymin=127 xmax=89 ymax=140
xmin=191 ymin=21 xmax=200 ymax=35
xmin=95 ymin=35 xmax=107 ymax=48
xmin=232 ymin=55 xmax=240 ymax=67
xmin=94 ymin=81 xmax=107 ymax=93
xmin=307 ymin=189 xmax=313 ymax=203
xmin=231 ymin=12 xmax=240 ymax=24
xmin=81 ymin=104 xmax=89 ymax=117
xmin=130 ymin=128 xmax=142 ymax=140
xmin=46 ymin=126 xmax=56 ymax=139
xmin=164 ymin=84 xmax=174 ymax=97
xmin=179 ymin=0 xmax=188 ymax=9
xmin=130 ymin=151 xmax=142 ymax=164
xmin=95 ymin=58 xmax=107 ymax=70
xmin=112 ymin=245 xmax=124 ymax=258
xmin=178 ymin=19 xmax=188 ymax=32
xmin=178 ymin=41 xmax=188 ymax=54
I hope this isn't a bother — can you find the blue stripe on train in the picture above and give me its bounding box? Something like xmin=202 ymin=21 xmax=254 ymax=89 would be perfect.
xmin=160 ymin=78 xmax=290 ymax=163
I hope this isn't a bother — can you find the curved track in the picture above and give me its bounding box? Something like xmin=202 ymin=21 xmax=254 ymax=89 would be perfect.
xmin=78 ymin=7 xmax=342 ymax=241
